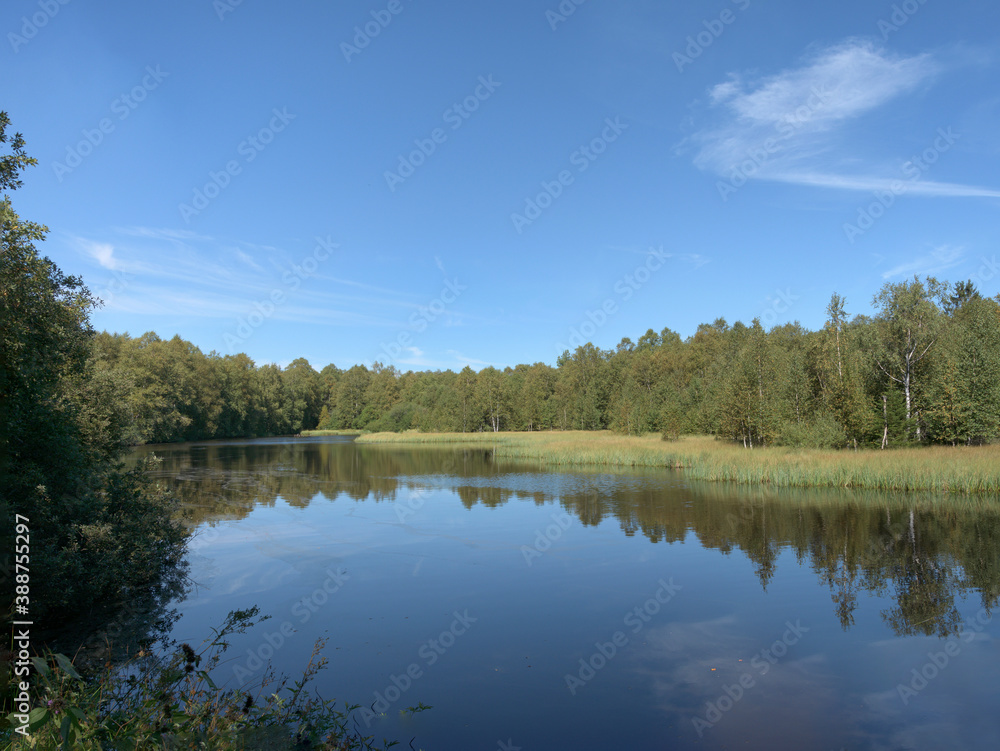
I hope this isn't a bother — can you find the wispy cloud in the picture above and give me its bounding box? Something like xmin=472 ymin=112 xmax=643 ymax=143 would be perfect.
xmin=233 ymin=248 xmax=263 ymax=271
xmin=77 ymin=238 xmax=120 ymax=270
xmin=607 ymin=245 xmax=712 ymax=269
xmin=764 ymin=171 xmax=1000 ymax=198
xmin=113 ymin=226 xmax=216 ymax=243
xmin=446 ymin=349 xmax=496 ymax=368
xmin=69 ymin=228 xmax=420 ymax=328
xmin=881 ymin=244 xmax=965 ymax=279
xmin=685 ymin=39 xmax=1000 ymax=199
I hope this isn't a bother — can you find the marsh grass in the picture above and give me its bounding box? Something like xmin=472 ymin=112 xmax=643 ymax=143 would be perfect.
xmin=357 ymin=431 xmax=1000 ymax=494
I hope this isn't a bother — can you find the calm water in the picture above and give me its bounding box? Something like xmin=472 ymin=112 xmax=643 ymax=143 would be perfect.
xmin=132 ymin=436 xmax=1000 ymax=750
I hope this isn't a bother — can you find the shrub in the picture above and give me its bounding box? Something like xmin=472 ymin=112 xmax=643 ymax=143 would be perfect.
xmin=775 ymin=416 xmax=848 ymax=449
xmin=2 ymin=608 xmax=403 ymax=750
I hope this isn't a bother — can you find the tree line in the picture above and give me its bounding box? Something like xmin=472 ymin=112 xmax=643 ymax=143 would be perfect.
xmin=90 ymin=276 xmax=1000 ymax=449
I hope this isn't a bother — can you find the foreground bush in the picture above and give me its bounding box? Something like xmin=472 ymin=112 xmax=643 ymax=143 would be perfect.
xmin=3 ymin=608 xmax=400 ymax=750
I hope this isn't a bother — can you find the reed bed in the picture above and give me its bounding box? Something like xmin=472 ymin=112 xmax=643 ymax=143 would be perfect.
xmin=356 ymin=431 xmax=1000 ymax=495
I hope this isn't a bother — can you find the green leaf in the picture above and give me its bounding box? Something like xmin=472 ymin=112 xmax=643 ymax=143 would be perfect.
xmin=60 ymin=713 xmax=75 ymax=748
xmin=30 ymin=656 xmax=50 ymax=677
xmin=27 ymin=707 xmax=51 ymax=732
xmin=53 ymin=653 xmax=81 ymax=681
xmin=196 ymin=670 xmax=217 ymax=690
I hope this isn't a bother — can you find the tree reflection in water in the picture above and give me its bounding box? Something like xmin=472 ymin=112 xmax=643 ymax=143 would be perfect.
xmin=137 ymin=437 xmax=1000 ymax=640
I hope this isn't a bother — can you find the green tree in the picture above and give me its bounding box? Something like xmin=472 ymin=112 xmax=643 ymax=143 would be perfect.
xmin=926 ymin=294 xmax=1000 ymax=444
xmin=519 ymin=363 xmax=555 ymax=431
xmin=361 ymin=362 xmax=401 ymax=429
xmin=872 ymin=278 xmax=942 ymax=440
xmin=335 ymin=365 xmax=370 ymax=429
xmin=283 ymin=357 xmax=323 ymax=432
xmin=456 ymin=366 xmax=478 ymax=432
xmin=0 ymin=113 xmax=184 ymax=624
xmin=475 ymin=366 xmax=509 ymax=432
xmin=718 ymin=320 xmax=777 ymax=448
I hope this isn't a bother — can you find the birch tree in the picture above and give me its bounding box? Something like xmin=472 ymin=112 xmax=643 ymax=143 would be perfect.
xmin=872 ymin=278 xmax=942 ymax=439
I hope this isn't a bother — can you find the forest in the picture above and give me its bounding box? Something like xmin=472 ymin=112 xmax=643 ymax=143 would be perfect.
xmin=92 ymin=277 xmax=1000 ymax=450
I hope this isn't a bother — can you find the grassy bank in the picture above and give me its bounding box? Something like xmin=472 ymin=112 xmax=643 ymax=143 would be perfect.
xmin=356 ymin=431 xmax=1000 ymax=494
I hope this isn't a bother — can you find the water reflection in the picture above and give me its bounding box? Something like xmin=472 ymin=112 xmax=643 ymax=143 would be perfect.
xmin=137 ymin=437 xmax=1000 ymax=640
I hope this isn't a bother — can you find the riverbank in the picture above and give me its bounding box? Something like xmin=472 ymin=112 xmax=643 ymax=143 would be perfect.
xmin=355 ymin=431 xmax=1000 ymax=494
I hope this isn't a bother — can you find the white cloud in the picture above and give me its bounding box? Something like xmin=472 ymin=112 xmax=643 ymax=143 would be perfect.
xmin=234 ymin=249 xmax=263 ymax=271
xmin=765 ymin=171 xmax=1000 ymax=198
xmin=114 ymin=226 xmax=215 ymax=243
xmin=68 ymin=228 xmax=425 ymax=331
xmin=711 ymin=41 xmax=933 ymax=128
xmin=446 ymin=350 xmax=496 ymax=369
xmin=881 ymin=244 xmax=965 ymax=279
xmin=78 ymin=238 xmax=119 ymax=270
xmin=686 ymin=39 xmax=999 ymax=199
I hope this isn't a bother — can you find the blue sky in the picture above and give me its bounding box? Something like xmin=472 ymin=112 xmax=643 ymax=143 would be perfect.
xmin=5 ymin=0 xmax=1000 ymax=371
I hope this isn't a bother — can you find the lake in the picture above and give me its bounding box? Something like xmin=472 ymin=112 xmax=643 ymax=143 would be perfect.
xmin=133 ymin=436 xmax=1000 ymax=750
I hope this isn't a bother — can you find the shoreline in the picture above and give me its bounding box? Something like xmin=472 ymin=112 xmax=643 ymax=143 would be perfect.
xmin=354 ymin=431 xmax=1000 ymax=495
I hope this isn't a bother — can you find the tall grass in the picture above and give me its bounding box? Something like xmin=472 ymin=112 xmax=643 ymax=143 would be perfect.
xmin=356 ymin=431 xmax=1000 ymax=495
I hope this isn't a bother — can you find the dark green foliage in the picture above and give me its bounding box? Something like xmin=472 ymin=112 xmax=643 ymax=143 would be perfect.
xmin=775 ymin=415 xmax=848 ymax=449
xmin=1 ymin=113 xmax=186 ymax=629
xmin=3 ymin=608 xmax=399 ymax=749
xmin=89 ymin=333 xmax=326 ymax=442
